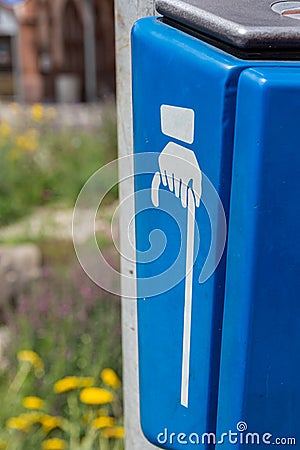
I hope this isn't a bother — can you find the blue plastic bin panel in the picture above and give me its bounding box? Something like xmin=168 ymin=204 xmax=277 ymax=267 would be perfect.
xmin=132 ymin=16 xmax=300 ymax=450
xmin=132 ymin=17 xmax=245 ymax=449
xmin=216 ymin=67 xmax=300 ymax=448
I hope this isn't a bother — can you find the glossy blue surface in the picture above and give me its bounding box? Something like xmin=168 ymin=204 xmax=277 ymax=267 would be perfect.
xmin=216 ymin=67 xmax=300 ymax=448
xmin=132 ymin=18 xmax=244 ymax=449
xmin=132 ymin=16 xmax=300 ymax=450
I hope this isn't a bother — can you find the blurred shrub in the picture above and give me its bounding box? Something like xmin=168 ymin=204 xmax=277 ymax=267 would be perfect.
xmin=0 ymin=102 xmax=122 ymax=449
xmin=0 ymin=103 xmax=117 ymax=225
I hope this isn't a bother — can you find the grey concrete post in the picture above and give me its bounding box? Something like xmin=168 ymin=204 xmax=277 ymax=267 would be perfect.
xmin=114 ymin=1 xmax=161 ymax=448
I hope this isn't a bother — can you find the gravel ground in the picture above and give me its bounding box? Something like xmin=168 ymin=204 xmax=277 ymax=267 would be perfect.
xmin=0 ymin=202 xmax=119 ymax=243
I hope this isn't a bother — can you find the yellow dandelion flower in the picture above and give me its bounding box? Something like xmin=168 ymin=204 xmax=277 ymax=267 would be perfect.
xmin=54 ymin=376 xmax=94 ymax=393
xmin=22 ymin=396 xmax=44 ymax=410
xmin=80 ymin=387 xmax=114 ymax=405
xmin=31 ymin=103 xmax=44 ymax=122
xmin=6 ymin=417 xmax=30 ymax=433
xmin=101 ymin=368 xmax=121 ymax=389
xmin=92 ymin=416 xmax=115 ymax=429
xmin=0 ymin=121 xmax=11 ymax=137
xmin=40 ymin=415 xmax=63 ymax=434
xmin=17 ymin=350 xmax=44 ymax=374
xmin=42 ymin=438 xmax=66 ymax=450
xmin=54 ymin=376 xmax=78 ymax=393
xmin=102 ymin=426 xmax=125 ymax=439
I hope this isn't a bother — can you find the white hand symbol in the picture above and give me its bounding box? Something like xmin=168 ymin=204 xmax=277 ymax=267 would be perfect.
xmin=150 ymin=104 xmax=203 ymax=407
xmin=158 ymin=142 xmax=202 ymax=208
xmin=151 ymin=141 xmax=202 ymax=408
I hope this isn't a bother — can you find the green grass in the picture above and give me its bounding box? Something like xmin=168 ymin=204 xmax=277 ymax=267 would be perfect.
xmin=0 ymin=238 xmax=122 ymax=450
xmin=0 ymin=102 xmax=123 ymax=449
xmin=0 ymin=103 xmax=117 ymax=226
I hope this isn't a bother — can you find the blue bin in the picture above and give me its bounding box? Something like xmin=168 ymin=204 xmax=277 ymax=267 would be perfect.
xmin=132 ymin=2 xmax=300 ymax=448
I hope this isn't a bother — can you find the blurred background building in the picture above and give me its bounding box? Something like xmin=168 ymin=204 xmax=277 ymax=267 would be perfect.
xmin=0 ymin=0 xmax=115 ymax=102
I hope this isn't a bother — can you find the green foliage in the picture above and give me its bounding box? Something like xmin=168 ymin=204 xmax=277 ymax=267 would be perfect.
xmin=0 ymin=241 xmax=123 ymax=450
xmin=0 ymin=103 xmax=117 ymax=225
xmin=0 ymin=102 xmax=123 ymax=449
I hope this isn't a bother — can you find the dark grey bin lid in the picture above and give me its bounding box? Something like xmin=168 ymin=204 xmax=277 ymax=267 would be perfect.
xmin=155 ymin=0 xmax=300 ymax=49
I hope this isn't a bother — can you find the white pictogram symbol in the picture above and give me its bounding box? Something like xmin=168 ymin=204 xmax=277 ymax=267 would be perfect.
xmin=151 ymin=104 xmax=202 ymax=408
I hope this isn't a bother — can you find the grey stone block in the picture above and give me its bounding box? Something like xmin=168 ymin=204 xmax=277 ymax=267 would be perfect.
xmin=0 ymin=244 xmax=42 ymax=306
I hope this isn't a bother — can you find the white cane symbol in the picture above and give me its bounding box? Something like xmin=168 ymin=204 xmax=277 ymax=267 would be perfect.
xmin=151 ymin=105 xmax=202 ymax=408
